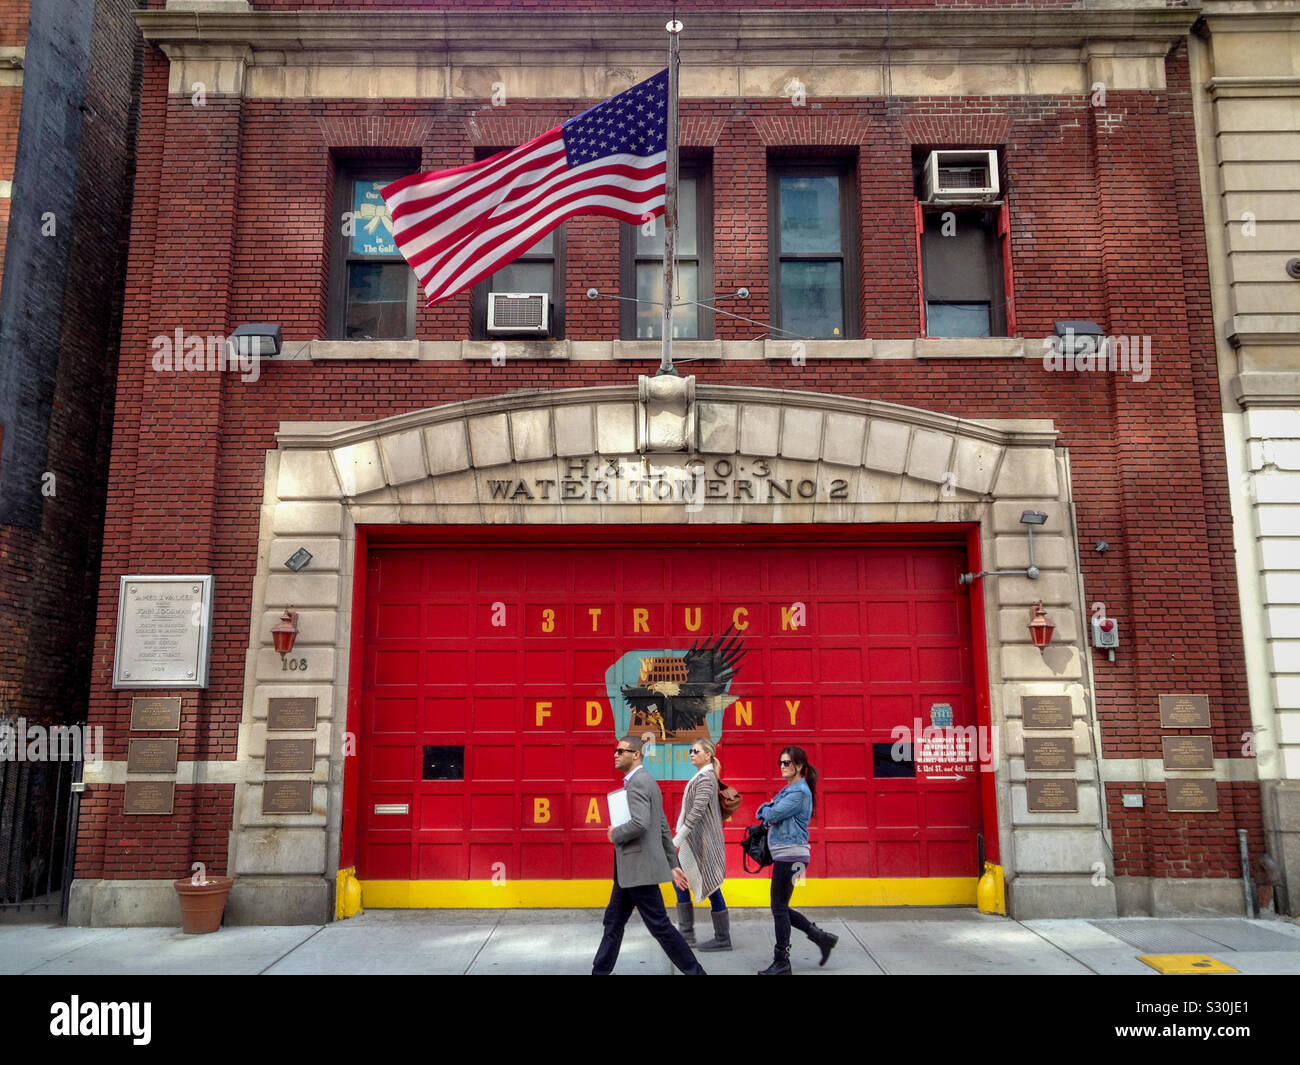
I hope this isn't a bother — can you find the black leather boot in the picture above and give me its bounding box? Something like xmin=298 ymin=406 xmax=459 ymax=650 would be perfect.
xmin=757 ymin=945 xmax=791 ymax=975
xmin=806 ymin=923 xmax=838 ymax=966
xmin=675 ymin=903 xmax=696 ymax=945
xmin=696 ymin=909 xmax=732 ymax=951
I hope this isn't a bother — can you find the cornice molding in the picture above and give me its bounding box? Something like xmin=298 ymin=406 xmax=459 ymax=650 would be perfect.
xmin=1207 ymin=75 xmax=1300 ymax=98
xmin=136 ymin=8 xmax=1199 ymax=56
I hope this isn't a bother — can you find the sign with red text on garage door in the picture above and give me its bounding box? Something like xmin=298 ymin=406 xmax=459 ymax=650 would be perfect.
xmin=355 ymin=537 xmax=985 ymax=904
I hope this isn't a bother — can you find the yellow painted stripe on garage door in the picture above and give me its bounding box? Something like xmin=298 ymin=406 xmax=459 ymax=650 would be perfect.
xmin=358 ymin=878 xmax=978 ymax=908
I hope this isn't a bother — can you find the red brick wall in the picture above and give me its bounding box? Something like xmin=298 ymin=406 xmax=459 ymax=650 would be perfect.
xmin=1107 ymin=784 xmax=1263 ymax=880
xmin=73 ymin=785 xmax=232 ymax=880
xmin=81 ymin=43 xmax=1253 ymax=883
xmin=0 ymin=1 xmax=29 ymax=42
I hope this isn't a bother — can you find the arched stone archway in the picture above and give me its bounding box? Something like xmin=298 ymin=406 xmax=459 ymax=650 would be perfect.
xmin=231 ymin=381 xmax=1110 ymax=922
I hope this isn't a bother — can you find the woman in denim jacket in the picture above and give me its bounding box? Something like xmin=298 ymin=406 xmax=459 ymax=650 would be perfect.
xmin=754 ymin=745 xmax=838 ymax=975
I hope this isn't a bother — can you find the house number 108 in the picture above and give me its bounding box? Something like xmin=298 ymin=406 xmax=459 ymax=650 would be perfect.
xmin=282 ymin=656 xmax=308 ymax=671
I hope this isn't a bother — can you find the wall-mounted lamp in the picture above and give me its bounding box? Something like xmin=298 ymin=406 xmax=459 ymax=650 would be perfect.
xmin=959 ymin=510 xmax=1048 ymax=585
xmin=231 ymin=322 xmax=283 ymax=358
xmin=271 ymin=609 xmax=299 ymax=659
xmin=1052 ymin=320 xmax=1104 ymax=355
xmin=1027 ymin=601 xmax=1055 ymax=650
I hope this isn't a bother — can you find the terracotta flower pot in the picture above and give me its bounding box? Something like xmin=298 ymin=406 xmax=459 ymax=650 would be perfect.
xmin=173 ymin=875 xmax=234 ymax=934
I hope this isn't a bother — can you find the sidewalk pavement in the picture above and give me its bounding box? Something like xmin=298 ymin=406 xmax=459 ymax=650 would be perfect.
xmin=4 ymin=908 xmax=1300 ymax=975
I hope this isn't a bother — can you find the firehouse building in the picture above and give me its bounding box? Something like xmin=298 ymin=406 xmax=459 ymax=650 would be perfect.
xmin=70 ymin=0 xmax=1262 ymax=925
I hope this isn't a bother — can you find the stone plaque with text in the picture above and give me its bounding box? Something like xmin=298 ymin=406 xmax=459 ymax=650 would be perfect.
xmin=1161 ymin=736 xmax=1214 ymax=771
xmin=265 ymin=739 xmax=315 ymax=773
xmin=113 ymin=576 xmax=214 ymax=688
xmin=126 ymin=738 xmax=179 ymax=774
xmin=1022 ymin=695 xmax=1072 ymax=730
xmin=267 ymin=697 xmax=318 ymax=731
xmin=1167 ymin=778 xmax=1218 ymax=813
xmin=1024 ymin=736 xmax=1073 ymax=772
xmin=1159 ymin=694 xmax=1211 ymax=729
xmin=263 ymin=779 xmax=313 ymax=815
xmin=129 ymin=697 xmax=181 ymax=731
xmin=123 ymin=780 xmax=175 ymax=816
xmin=1026 ymin=778 xmax=1078 ymax=813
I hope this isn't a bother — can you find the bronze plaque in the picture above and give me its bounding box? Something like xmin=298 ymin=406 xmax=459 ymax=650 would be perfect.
xmin=129 ymin=696 xmax=182 ymax=731
xmin=1022 ymin=695 xmax=1072 ymax=730
xmin=1026 ymin=778 xmax=1078 ymax=813
xmin=123 ymin=780 xmax=175 ymax=816
xmin=266 ymin=738 xmax=315 ymax=773
xmin=263 ymin=779 xmax=313 ymax=815
xmin=1159 ymin=694 xmax=1210 ymax=729
xmin=1162 ymin=736 xmax=1214 ymax=771
xmin=126 ymin=738 xmax=179 ymax=774
xmin=267 ymin=697 xmax=317 ymax=731
xmin=1024 ymin=736 xmax=1073 ymax=772
xmin=1167 ymin=778 xmax=1218 ymax=813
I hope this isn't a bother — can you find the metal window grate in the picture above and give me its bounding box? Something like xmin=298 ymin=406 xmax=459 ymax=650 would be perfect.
xmin=938 ymin=166 xmax=989 ymax=190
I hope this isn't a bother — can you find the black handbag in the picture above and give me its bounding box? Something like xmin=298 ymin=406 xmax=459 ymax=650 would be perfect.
xmin=741 ymin=822 xmax=773 ymax=873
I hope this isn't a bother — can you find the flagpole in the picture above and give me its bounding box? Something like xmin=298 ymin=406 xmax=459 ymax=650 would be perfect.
xmin=658 ymin=18 xmax=682 ymax=377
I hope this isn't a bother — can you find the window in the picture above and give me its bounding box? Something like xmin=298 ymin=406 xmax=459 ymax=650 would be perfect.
xmin=470 ymin=148 xmax=565 ymax=339
xmin=620 ymin=168 xmax=713 ymax=340
xmin=768 ymin=163 xmax=858 ymax=339
xmin=917 ymin=205 xmax=1011 ymax=337
xmin=328 ymin=165 xmax=417 ymax=341
xmin=472 ymin=226 xmax=565 ymax=339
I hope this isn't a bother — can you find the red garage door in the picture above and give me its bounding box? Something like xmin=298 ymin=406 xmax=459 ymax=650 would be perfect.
xmin=355 ymin=535 xmax=984 ymax=897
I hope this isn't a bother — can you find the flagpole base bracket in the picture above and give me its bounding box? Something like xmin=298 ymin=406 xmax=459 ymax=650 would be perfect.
xmin=638 ymin=373 xmax=695 ymax=453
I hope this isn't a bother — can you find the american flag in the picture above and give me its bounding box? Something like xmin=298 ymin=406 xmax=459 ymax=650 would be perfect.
xmin=382 ymin=70 xmax=669 ymax=308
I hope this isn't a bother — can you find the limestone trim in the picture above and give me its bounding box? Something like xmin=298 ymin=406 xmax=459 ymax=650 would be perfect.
xmin=82 ymin=760 xmax=245 ymax=785
xmin=274 ymin=383 xmax=1060 ymax=453
xmin=1097 ymin=758 xmax=1261 ymax=783
xmin=277 ymin=338 xmax=1037 ymax=363
xmin=0 ymin=45 xmax=22 ymax=87
xmin=1229 ymin=371 xmax=1300 ymax=408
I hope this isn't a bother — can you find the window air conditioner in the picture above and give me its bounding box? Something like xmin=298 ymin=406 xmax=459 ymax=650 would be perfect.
xmin=487 ymin=292 xmax=550 ymax=335
xmin=923 ymin=150 xmax=1000 ymax=202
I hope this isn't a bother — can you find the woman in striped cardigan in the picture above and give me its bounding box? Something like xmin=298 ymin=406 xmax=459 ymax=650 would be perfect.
xmin=673 ymin=737 xmax=731 ymax=951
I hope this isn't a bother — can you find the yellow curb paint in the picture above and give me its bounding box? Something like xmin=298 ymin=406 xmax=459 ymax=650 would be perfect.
xmin=356 ymin=877 xmax=978 ymax=909
xmin=1137 ymin=954 xmax=1239 ymax=974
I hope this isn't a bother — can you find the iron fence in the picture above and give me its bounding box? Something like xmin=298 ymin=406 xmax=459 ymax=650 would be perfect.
xmin=0 ymin=741 xmax=80 ymax=918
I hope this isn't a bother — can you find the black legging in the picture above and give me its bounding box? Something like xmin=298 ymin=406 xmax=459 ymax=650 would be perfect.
xmin=770 ymin=859 xmax=813 ymax=950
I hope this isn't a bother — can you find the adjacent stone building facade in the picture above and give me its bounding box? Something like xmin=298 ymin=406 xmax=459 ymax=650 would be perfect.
xmin=1190 ymin=0 xmax=1300 ymax=914
xmin=70 ymin=0 xmax=1261 ymax=925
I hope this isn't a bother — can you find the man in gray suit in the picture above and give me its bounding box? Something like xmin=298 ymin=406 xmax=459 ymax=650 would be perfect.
xmin=592 ymin=736 xmax=707 ymax=975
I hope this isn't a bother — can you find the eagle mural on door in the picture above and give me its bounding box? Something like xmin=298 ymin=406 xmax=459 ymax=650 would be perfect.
xmin=605 ymin=628 xmax=746 ymax=780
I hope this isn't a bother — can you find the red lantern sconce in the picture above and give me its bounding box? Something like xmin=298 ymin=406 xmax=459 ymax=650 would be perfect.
xmin=1027 ymin=601 xmax=1055 ymax=651
xmin=271 ymin=609 xmax=299 ymax=659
